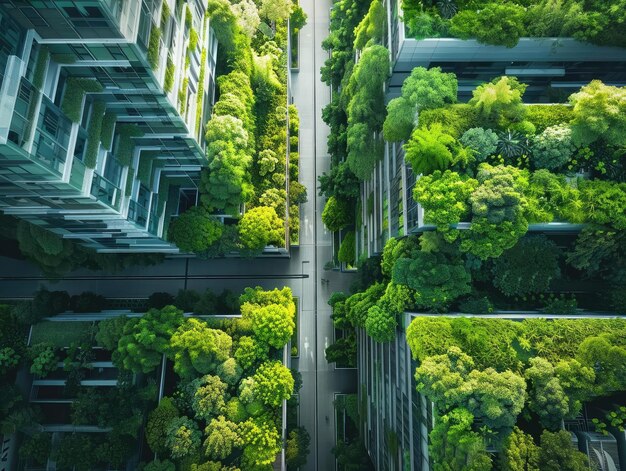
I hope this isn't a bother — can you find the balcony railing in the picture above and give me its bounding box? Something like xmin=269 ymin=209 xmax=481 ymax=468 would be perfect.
xmin=128 ymin=199 xmax=149 ymax=227
xmin=91 ymin=173 xmax=120 ymax=210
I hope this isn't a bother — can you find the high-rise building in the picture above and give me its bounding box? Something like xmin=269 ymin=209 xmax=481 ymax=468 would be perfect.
xmin=354 ymin=0 xmax=626 ymax=259
xmin=0 ymin=0 xmax=217 ymax=253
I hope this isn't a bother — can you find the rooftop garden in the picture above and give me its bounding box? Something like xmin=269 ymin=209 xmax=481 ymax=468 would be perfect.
xmin=168 ymin=0 xmax=308 ymax=256
xmin=0 ymin=286 xmax=304 ymax=470
xmin=406 ymin=315 xmax=626 ymax=469
xmin=401 ymin=0 xmax=626 ymax=48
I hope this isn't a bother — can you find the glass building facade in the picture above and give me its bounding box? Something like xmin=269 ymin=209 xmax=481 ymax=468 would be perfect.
xmin=0 ymin=0 xmax=218 ymax=252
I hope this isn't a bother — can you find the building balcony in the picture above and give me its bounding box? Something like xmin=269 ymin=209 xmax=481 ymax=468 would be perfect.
xmin=90 ymin=172 xmax=120 ymax=210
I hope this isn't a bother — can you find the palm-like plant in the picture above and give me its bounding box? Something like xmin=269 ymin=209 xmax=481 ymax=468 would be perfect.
xmin=437 ymin=0 xmax=458 ymax=19
xmin=497 ymin=130 xmax=530 ymax=160
xmin=404 ymin=123 xmax=457 ymax=175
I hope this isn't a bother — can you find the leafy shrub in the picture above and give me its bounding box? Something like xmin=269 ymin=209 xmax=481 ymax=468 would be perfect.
xmin=458 ymin=296 xmax=493 ymax=314
xmin=393 ymin=251 xmax=471 ymax=311
xmin=238 ymin=206 xmax=284 ymax=251
xmin=83 ymin=101 xmax=106 ymax=168
xmin=543 ymin=295 xmax=578 ymax=315
xmin=338 ymin=231 xmax=356 ymax=265
xmin=61 ymin=78 xmax=103 ymax=123
xmin=492 ymin=235 xmax=561 ymax=297
xmin=70 ymin=291 xmax=106 ymax=312
xmin=383 ymin=66 xmax=457 ymax=142
xmin=531 ymin=125 xmax=576 ymax=170
xmin=579 ymin=179 xmax=626 ymax=230
xmin=164 ymin=56 xmax=175 ymax=93
xmin=569 ymin=80 xmax=626 ymax=147
xmin=404 ymin=123 xmax=472 ymax=175
xmin=449 ymin=2 xmax=527 ymax=48
xmin=525 ymin=104 xmax=573 ymax=133
xmin=469 ymin=76 xmax=527 ymax=126
xmin=365 ymin=305 xmax=396 ymax=342
xmin=459 ymin=127 xmax=498 ymax=162
xmin=147 ymin=26 xmax=162 ymax=70
xmin=418 ymin=104 xmax=478 ymax=138
xmin=100 ymin=112 xmax=117 ymax=150
xmin=168 ymin=206 xmax=223 ymax=253
xmin=413 ymin=170 xmax=478 ymax=242
xmin=322 ymin=196 xmax=354 ymax=232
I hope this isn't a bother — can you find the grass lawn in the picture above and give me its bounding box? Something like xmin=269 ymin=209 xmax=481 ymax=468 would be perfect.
xmin=30 ymin=321 xmax=96 ymax=347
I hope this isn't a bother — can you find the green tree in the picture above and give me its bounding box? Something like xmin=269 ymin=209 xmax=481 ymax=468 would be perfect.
xmin=238 ymin=206 xmax=284 ymax=251
xmin=146 ymin=397 xmax=179 ymax=456
xmin=0 ymin=347 xmax=20 ymax=375
xmin=450 ymin=3 xmax=527 ymax=48
xmin=405 ymin=123 xmax=472 ymax=175
xmin=286 ymin=426 xmax=311 ymax=469
xmin=428 ymin=408 xmax=492 ymax=471
xmin=579 ymin=180 xmax=626 ymax=230
xmin=469 ymin=76 xmax=527 ymax=126
xmin=569 ymin=80 xmax=626 ymax=147
xmin=204 ymin=415 xmax=242 ymax=460
xmin=252 ymin=360 xmax=294 ymax=407
xmin=259 ymin=0 xmax=293 ymax=22
xmin=524 ymin=357 xmax=570 ymax=430
xmin=461 ymin=164 xmax=529 ymax=260
xmin=346 ymin=45 xmax=390 ymax=180
xmin=169 ymin=318 xmax=232 ymax=378
xmin=168 ymin=206 xmax=223 ymax=253
xmin=241 ymin=303 xmax=294 ymax=349
xmin=240 ymin=417 xmax=282 ymax=467
xmin=95 ymin=316 xmax=128 ymax=351
xmin=531 ymin=125 xmax=576 ymax=170
xmin=365 ymin=305 xmax=396 ymax=342
xmin=322 ymin=196 xmax=354 ymax=232
xmin=383 ymin=66 xmax=458 ymax=142
xmin=354 ymin=0 xmax=385 ymax=49
xmin=538 ymin=430 xmax=589 ymax=471
xmin=216 ymin=358 xmax=242 ymax=386
xmin=165 ymin=416 xmax=201 ymax=460
xmin=317 ymin=161 xmax=361 ymax=200
xmin=144 ymin=460 xmax=175 ymax=471
xmin=190 ymin=374 xmax=228 ymax=421
xmin=413 ymin=170 xmax=478 ymax=241
xmin=200 ymin=144 xmax=253 ymax=216
xmin=460 ymin=127 xmax=499 ymax=162
xmin=325 ymin=335 xmax=356 ymax=367
xmin=392 ymin=251 xmax=471 ymax=311
xmin=577 ymin=336 xmax=626 ymax=395
xmin=29 ymin=344 xmax=58 ymax=377
xmin=500 ymin=427 xmax=540 ymax=471
xmin=234 ymin=336 xmax=269 ymax=370
xmin=114 ymin=306 xmax=184 ymax=373
xmin=54 ymin=434 xmax=96 ymax=471
xmin=492 ymin=236 xmax=561 ymax=297
xmin=19 ymin=433 xmax=51 ymax=466
xmin=338 ymin=232 xmax=356 ymax=265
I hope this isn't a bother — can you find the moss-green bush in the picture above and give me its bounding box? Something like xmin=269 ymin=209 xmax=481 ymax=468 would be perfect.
xmin=115 ymin=124 xmax=144 ymax=166
xmin=525 ymin=104 xmax=573 ymax=133
xmin=147 ymin=25 xmax=162 ymax=70
xmin=32 ymin=46 xmax=49 ymax=90
xmin=61 ymin=78 xmax=103 ymax=123
xmin=100 ymin=112 xmax=117 ymax=150
xmin=164 ymin=56 xmax=175 ymax=93
xmin=83 ymin=101 xmax=106 ymax=169
xmin=338 ymin=231 xmax=356 ymax=265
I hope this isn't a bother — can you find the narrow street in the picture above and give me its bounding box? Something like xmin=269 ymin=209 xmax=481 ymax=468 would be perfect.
xmin=0 ymin=1 xmax=355 ymax=468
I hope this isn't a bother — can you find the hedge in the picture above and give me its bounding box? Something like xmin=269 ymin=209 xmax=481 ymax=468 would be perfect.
xmin=32 ymin=46 xmax=49 ymax=90
xmin=115 ymin=124 xmax=144 ymax=167
xmin=525 ymin=104 xmax=573 ymax=133
xmin=195 ymin=48 xmax=207 ymax=134
xmin=61 ymin=78 xmax=103 ymax=123
xmin=83 ymin=101 xmax=106 ymax=169
xmin=147 ymin=25 xmax=162 ymax=70
xmin=164 ymin=56 xmax=175 ymax=93
xmin=100 ymin=112 xmax=117 ymax=150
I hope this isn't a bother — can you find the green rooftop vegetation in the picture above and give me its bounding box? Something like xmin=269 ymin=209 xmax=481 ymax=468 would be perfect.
xmin=401 ymin=0 xmax=626 ymax=47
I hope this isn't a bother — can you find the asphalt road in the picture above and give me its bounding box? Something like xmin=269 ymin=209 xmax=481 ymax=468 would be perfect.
xmin=0 ymin=0 xmax=357 ymax=468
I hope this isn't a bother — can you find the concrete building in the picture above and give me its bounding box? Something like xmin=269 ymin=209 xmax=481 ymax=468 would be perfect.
xmin=353 ymin=0 xmax=626 ymax=259
xmin=0 ymin=0 xmax=218 ymax=253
